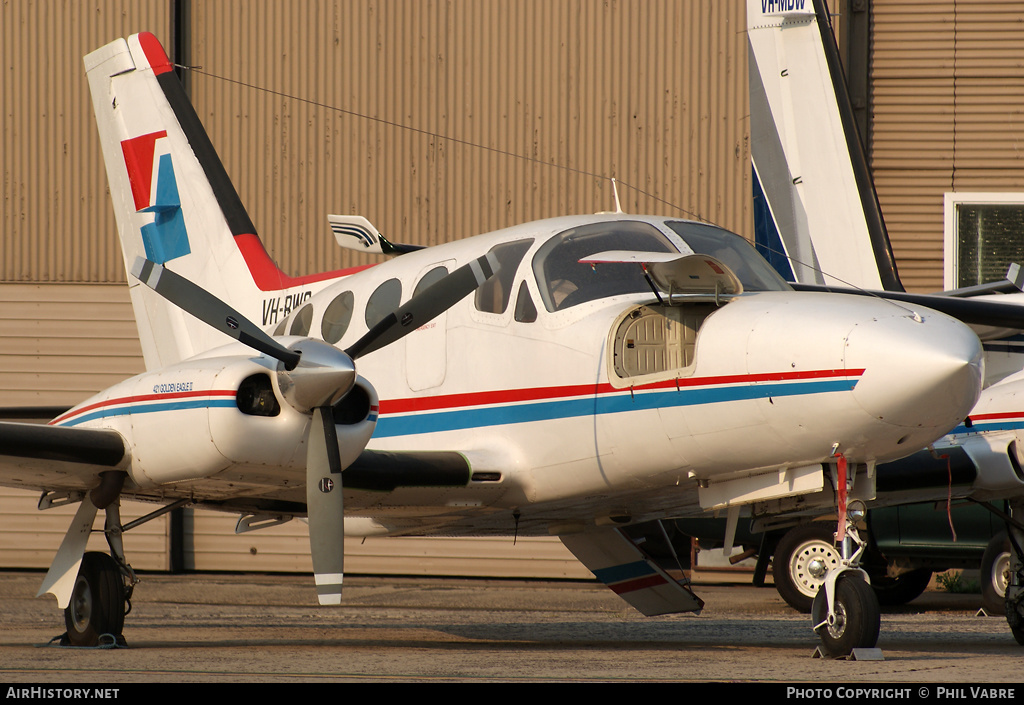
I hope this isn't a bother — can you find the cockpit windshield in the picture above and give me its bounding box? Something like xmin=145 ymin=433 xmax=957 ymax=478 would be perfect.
xmin=532 ymin=221 xmax=676 ymax=312
xmin=666 ymin=221 xmax=791 ymax=292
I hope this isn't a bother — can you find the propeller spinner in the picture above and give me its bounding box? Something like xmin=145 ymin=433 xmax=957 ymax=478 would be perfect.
xmin=132 ymin=253 xmax=499 ymax=604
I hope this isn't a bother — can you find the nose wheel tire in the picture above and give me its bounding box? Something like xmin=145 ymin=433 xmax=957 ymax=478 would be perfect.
xmin=773 ymin=524 xmax=840 ymax=613
xmin=63 ymin=551 xmax=126 ymax=647
xmin=811 ymin=573 xmax=881 ymax=658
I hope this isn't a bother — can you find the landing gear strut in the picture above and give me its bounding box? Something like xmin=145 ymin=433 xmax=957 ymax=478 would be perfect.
xmin=38 ymin=480 xmax=183 ymax=646
xmin=811 ymin=456 xmax=880 ymax=658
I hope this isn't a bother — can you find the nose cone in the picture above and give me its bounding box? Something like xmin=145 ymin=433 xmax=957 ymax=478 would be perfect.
xmin=846 ymin=309 xmax=983 ymax=433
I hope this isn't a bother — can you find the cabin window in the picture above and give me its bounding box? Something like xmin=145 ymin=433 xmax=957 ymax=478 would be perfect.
xmin=413 ymin=266 xmax=449 ymax=298
xmin=474 ymin=239 xmax=533 ymax=314
xmin=532 ymin=221 xmax=675 ymax=312
xmin=321 ymin=291 xmax=354 ymax=344
xmin=366 ymin=278 xmax=402 ymax=328
xmin=289 ymin=303 xmax=314 ymax=336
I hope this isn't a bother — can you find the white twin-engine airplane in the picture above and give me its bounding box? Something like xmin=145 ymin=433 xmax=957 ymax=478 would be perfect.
xmin=0 ymin=27 xmax=998 ymax=657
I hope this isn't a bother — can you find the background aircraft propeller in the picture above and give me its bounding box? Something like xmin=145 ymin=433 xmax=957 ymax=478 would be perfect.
xmin=133 ymin=252 xmax=499 ymax=604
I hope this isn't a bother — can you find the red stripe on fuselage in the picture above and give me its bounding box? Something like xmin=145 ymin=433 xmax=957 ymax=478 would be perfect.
xmin=51 ymin=389 xmax=237 ymax=426
xmin=378 ymin=368 xmax=865 ymax=415
xmin=968 ymin=411 xmax=1024 ymax=422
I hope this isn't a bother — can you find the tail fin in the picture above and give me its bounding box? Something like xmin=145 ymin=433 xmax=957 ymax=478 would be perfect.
xmin=85 ymin=33 xmax=348 ymax=369
xmin=747 ymin=0 xmax=903 ymax=291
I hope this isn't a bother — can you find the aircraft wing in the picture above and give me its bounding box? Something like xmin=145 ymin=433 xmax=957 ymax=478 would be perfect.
xmin=0 ymin=422 xmax=129 ymax=494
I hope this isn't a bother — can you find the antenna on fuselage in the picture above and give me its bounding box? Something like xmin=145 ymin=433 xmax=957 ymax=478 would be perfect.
xmin=597 ymin=177 xmax=626 ymax=215
xmin=611 ymin=178 xmax=624 ymax=214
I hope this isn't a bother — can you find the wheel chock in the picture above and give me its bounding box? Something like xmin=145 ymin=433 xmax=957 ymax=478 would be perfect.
xmin=812 ymin=646 xmax=884 ymax=660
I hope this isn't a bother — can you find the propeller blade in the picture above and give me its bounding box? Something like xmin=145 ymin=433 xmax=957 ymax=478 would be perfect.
xmin=131 ymin=257 xmax=301 ymax=370
xmin=345 ymin=252 xmax=499 ymax=359
xmin=306 ymin=405 xmax=345 ymax=605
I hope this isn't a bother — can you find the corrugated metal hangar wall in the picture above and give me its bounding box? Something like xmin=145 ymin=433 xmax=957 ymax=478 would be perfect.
xmin=4 ymin=0 xmax=1024 ymax=575
xmin=870 ymin=0 xmax=1024 ymax=291
xmin=0 ymin=0 xmax=748 ymax=575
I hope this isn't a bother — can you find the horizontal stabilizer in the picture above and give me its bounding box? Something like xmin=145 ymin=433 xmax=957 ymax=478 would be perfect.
xmin=328 ymin=214 xmax=423 ymax=255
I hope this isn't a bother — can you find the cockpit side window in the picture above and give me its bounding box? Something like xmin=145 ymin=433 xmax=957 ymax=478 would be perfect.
xmin=532 ymin=221 xmax=676 ymax=312
xmin=474 ymin=239 xmax=534 ymax=314
xmin=513 ymin=281 xmax=538 ymax=323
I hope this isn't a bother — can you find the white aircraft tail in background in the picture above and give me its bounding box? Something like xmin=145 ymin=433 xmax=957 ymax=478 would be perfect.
xmin=747 ymin=0 xmax=901 ymax=291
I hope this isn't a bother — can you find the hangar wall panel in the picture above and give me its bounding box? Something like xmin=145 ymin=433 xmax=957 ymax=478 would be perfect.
xmin=0 ymin=1 xmax=170 ymax=284
xmin=187 ymin=0 xmax=751 ymax=278
xmin=0 ymin=284 xmax=144 ymax=407
xmin=0 ymin=487 xmax=170 ymax=571
xmin=871 ymin=0 xmax=1024 ymax=292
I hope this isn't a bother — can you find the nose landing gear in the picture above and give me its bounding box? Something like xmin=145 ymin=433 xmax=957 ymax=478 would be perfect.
xmin=811 ymin=455 xmax=881 ymax=658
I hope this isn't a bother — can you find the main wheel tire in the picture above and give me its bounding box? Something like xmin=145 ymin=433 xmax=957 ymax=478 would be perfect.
xmin=63 ymin=552 xmax=126 ymax=646
xmin=811 ymin=574 xmax=881 ymax=658
xmin=981 ymin=531 xmax=1011 ymax=615
xmin=773 ymin=524 xmax=840 ymax=613
xmin=869 ymin=568 xmax=932 ymax=606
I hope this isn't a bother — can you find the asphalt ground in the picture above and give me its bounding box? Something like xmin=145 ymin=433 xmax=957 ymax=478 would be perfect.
xmin=0 ymin=571 xmax=1021 ymax=686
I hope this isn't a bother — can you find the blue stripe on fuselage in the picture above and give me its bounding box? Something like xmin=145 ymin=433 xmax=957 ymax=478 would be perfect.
xmin=373 ymin=378 xmax=857 ymax=438
xmin=59 ymin=399 xmax=237 ymax=427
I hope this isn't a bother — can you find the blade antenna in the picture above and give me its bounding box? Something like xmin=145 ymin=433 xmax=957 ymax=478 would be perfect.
xmin=611 ymin=177 xmax=624 ymax=214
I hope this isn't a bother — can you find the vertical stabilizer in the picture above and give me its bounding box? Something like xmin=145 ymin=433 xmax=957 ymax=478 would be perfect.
xmin=85 ymin=33 xmax=349 ymax=369
xmin=747 ymin=0 xmax=902 ymax=291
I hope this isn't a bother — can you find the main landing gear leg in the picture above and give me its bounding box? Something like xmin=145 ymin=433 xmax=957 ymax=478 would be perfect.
xmin=810 ymin=455 xmax=881 ymax=659
xmin=1004 ymin=498 xmax=1024 ymax=646
xmin=62 ymin=498 xmax=136 ymax=647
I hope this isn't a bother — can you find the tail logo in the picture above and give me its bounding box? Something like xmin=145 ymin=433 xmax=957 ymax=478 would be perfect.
xmin=121 ymin=131 xmax=191 ymax=264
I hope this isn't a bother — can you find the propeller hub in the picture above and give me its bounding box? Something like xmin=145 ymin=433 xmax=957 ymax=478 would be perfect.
xmin=277 ymin=339 xmax=357 ymax=412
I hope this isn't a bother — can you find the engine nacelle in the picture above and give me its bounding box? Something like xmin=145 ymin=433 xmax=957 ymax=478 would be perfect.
xmin=64 ymin=346 xmax=378 ymax=488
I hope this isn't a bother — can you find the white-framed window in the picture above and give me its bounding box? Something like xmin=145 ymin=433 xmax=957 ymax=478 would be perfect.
xmin=944 ymin=192 xmax=1024 ymax=290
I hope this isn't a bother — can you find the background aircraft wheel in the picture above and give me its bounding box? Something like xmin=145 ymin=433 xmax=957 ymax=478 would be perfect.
xmin=868 ymin=567 xmax=932 ymax=606
xmin=981 ymin=531 xmax=1011 ymax=615
xmin=811 ymin=574 xmax=881 ymax=658
xmin=63 ymin=551 xmax=126 ymax=646
xmin=773 ymin=523 xmax=839 ymax=613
